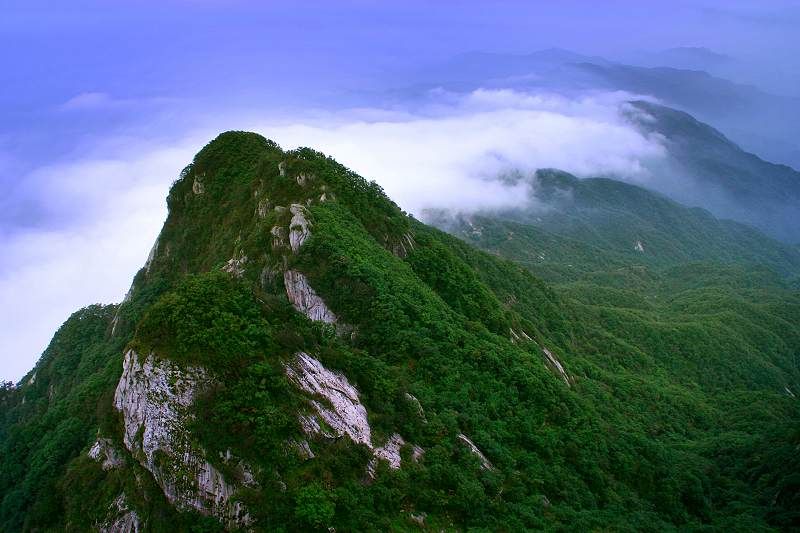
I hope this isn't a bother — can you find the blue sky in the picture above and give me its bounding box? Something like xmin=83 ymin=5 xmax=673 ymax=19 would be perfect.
xmin=2 ymin=0 xmax=799 ymax=381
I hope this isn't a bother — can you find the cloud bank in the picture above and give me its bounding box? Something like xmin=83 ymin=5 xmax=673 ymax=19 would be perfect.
xmin=257 ymin=89 xmax=666 ymax=214
xmin=1 ymin=88 xmax=666 ymax=381
xmin=0 ymin=140 xmax=198 ymax=382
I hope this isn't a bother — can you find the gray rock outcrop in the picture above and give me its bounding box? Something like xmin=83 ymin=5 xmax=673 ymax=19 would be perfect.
xmin=114 ymin=350 xmax=251 ymax=528
xmin=283 ymin=270 xmax=337 ymax=324
xmin=88 ymin=438 xmax=125 ymax=470
xmin=457 ymin=434 xmax=494 ymax=471
xmin=97 ymin=494 xmax=141 ymax=533
xmin=288 ymin=204 xmax=311 ymax=253
xmin=285 ymin=352 xmax=420 ymax=478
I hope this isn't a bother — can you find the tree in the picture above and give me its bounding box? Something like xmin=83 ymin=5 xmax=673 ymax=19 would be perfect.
xmin=294 ymin=483 xmax=335 ymax=529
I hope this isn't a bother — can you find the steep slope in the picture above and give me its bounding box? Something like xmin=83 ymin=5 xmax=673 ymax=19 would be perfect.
xmin=1 ymin=132 xmax=798 ymax=531
xmin=0 ymin=305 xmax=127 ymax=531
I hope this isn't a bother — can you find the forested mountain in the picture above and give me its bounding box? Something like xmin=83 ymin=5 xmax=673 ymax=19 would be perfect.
xmin=428 ymin=167 xmax=800 ymax=281
xmin=1 ymin=132 xmax=798 ymax=531
xmin=627 ymin=101 xmax=800 ymax=243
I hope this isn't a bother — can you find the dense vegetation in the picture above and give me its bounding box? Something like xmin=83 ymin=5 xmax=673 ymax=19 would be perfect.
xmin=1 ymin=131 xmax=797 ymax=531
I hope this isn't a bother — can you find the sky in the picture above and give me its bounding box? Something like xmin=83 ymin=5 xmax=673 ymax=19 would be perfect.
xmin=2 ymin=0 xmax=799 ymax=381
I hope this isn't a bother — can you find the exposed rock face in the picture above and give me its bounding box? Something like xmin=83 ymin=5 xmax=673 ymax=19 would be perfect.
xmin=98 ymin=494 xmax=141 ymax=533
xmin=457 ymin=434 xmax=494 ymax=471
xmin=290 ymin=439 xmax=315 ymax=460
xmin=110 ymin=314 xmax=121 ymax=337
xmin=144 ymin=237 xmax=159 ymax=274
xmin=542 ymin=348 xmax=571 ymax=386
xmin=285 ymin=352 xmax=418 ymax=477
xmin=99 ymin=510 xmax=140 ymax=533
xmin=368 ymin=433 xmax=405 ymax=476
xmin=286 ymin=352 xmax=371 ymax=446
xmin=409 ymin=512 xmax=427 ymax=527
xmin=192 ymin=177 xmax=205 ymax=195
xmin=509 ymin=328 xmax=533 ymax=343
xmin=507 ymin=330 xmax=571 ymax=387
xmin=391 ymin=232 xmax=417 ymax=258
xmin=113 ymin=350 xmax=250 ymax=528
xmin=281 ymin=208 xmax=351 ymax=331
xmin=288 ymin=204 xmax=311 ymax=253
xmin=411 ymin=445 xmax=425 ymax=462
xmin=296 ymin=173 xmax=313 ymax=187
xmin=222 ymin=255 xmax=247 ymax=277
xmin=283 ymin=270 xmax=337 ymax=324
xmin=88 ymin=438 xmax=125 ymax=470
xmin=405 ymin=393 xmax=427 ymax=423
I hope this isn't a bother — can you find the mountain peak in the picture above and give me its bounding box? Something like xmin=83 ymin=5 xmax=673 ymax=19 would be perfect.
xmin=3 ymin=132 xmax=800 ymax=532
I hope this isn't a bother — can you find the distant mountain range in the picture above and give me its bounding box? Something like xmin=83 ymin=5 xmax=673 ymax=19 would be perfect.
xmin=624 ymin=46 xmax=800 ymax=101
xmin=629 ymin=47 xmax=735 ymax=73
xmin=404 ymin=49 xmax=800 ymax=244
xmin=416 ymin=48 xmax=800 ymax=170
xmin=627 ymin=100 xmax=800 ymax=243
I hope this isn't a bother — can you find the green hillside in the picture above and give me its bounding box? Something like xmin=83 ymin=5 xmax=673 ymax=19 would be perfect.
xmin=431 ymin=168 xmax=800 ymax=282
xmin=1 ymin=132 xmax=798 ymax=531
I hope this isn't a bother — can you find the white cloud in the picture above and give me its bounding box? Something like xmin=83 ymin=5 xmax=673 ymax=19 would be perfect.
xmin=1 ymin=88 xmax=666 ymax=381
xmin=0 ymin=139 xmax=201 ymax=382
xmin=254 ymin=89 xmax=666 ymax=214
